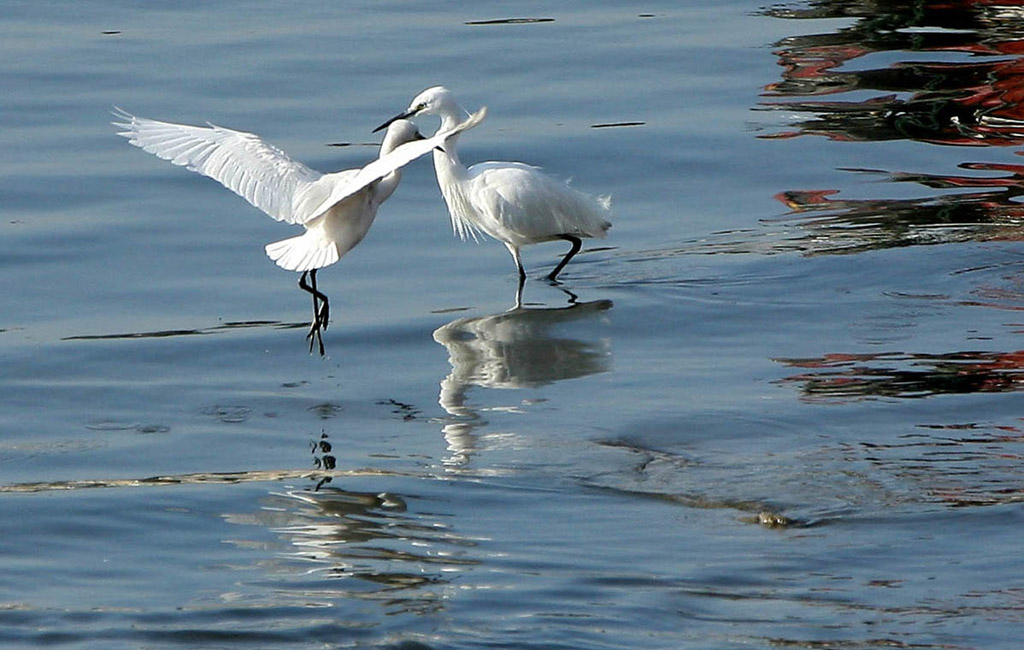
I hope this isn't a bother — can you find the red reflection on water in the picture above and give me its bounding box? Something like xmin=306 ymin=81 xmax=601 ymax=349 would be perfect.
xmin=775 ymin=349 xmax=1024 ymax=400
xmin=761 ymin=1 xmax=1024 ymax=145
xmin=771 ymin=163 xmax=1024 ymax=254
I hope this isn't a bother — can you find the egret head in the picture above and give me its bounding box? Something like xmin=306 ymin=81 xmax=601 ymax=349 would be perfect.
xmin=378 ymin=119 xmax=424 ymax=155
xmin=373 ymin=86 xmax=461 ymax=133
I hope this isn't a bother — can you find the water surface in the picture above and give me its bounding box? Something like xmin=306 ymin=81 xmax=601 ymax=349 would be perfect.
xmin=2 ymin=1 xmax=1023 ymax=649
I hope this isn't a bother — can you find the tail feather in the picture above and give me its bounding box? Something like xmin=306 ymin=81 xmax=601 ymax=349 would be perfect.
xmin=265 ymin=233 xmax=340 ymax=272
xmin=569 ymin=192 xmax=611 ymax=239
xmin=592 ymin=195 xmax=612 ymax=237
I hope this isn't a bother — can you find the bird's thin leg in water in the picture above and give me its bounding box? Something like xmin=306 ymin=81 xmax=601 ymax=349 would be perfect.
xmin=548 ymin=235 xmax=582 ymax=283
xmin=557 ymin=286 xmax=579 ymax=305
xmin=505 ymin=243 xmax=526 ymax=283
xmin=513 ymin=273 xmax=525 ymax=310
xmin=298 ymin=271 xmax=328 ymax=356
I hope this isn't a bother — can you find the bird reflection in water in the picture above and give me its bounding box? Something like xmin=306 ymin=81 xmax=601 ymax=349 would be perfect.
xmin=223 ymin=431 xmax=478 ymax=615
xmin=432 ymin=297 xmax=612 ymax=466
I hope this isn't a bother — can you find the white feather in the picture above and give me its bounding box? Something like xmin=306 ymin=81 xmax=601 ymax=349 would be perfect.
xmin=397 ymin=87 xmax=611 ymax=281
xmin=113 ymin=107 xmax=322 ymax=225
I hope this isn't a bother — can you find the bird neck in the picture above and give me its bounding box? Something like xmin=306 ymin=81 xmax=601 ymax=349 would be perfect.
xmin=433 ymin=132 xmax=466 ymax=181
xmin=439 ymin=110 xmax=463 ymax=133
xmin=432 ymin=106 xmax=471 ymax=198
xmin=373 ymin=170 xmax=401 ymax=205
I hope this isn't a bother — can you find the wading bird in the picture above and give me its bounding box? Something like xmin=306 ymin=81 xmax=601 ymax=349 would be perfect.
xmin=375 ymin=86 xmax=611 ymax=295
xmin=114 ymin=106 xmax=486 ymax=354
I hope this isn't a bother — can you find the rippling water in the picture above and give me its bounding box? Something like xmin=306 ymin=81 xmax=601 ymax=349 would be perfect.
xmin=2 ymin=1 xmax=1024 ymax=649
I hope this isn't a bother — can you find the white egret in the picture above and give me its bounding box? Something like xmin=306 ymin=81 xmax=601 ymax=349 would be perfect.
xmin=113 ymin=106 xmax=487 ymax=354
xmin=374 ymin=86 xmax=611 ymax=291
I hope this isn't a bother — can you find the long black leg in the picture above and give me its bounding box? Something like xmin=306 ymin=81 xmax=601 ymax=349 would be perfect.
xmin=298 ymin=270 xmax=329 ymax=356
xmin=547 ymin=235 xmax=582 ymax=282
xmin=298 ymin=271 xmax=322 ymax=355
xmin=299 ymin=271 xmax=318 ymax=322
xmin=309 ymin=269 xmax=329 ymax=330
xmin=299 ymin=270 xmax=331 ymax=321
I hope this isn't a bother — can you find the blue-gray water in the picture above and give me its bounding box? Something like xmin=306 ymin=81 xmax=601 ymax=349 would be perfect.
xmin=3 ymin=2 xmax=1024 ymax=648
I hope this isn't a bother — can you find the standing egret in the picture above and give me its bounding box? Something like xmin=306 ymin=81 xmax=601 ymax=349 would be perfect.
xmin=374 ymin=86 xmax=611 ymax=293
xmin=114 ymin=106 xmax=487 ymax=354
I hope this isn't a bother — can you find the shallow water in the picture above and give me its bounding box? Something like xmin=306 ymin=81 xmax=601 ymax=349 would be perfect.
xmin=2 ymin=1 xmax=1024 ymax=648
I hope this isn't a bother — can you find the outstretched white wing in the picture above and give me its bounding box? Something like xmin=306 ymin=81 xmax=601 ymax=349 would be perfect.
xmin=113 ymin=107 xmax=323 ymax=225
xmin=295 ymin=107 xmax=488 ymax=219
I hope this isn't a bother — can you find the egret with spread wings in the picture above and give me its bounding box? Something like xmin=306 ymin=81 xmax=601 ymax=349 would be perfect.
xmin=114 ymin=106 xmax=487 ymax=354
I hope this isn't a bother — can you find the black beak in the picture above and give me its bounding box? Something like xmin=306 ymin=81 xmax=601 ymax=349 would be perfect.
xmin=373 ymin=110 xmax=416 ymax=133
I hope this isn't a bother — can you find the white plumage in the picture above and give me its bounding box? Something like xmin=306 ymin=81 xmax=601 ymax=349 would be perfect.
xmin=375 ymin=86 xmax=611 ymax=288
xmin=113 ymin=106 xmax=487 ymax=354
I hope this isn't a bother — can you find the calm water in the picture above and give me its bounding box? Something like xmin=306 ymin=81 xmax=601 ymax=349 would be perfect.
xmin=3 ymin=1 xmax=1024 ymax=648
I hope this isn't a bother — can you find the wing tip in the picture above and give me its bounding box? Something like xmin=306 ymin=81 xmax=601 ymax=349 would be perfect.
xmin=111 ymin=105 xmax=135 ymax=133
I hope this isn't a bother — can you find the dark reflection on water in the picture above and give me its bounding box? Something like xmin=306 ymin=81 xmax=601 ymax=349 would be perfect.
xmin=464 ymin=17 xmax=555 ymax=25
xmin=757 ymin=2 xmax=1024 ymax=256
xmin=760 ymin=1 xmax=1024 ymax=146
xmin=772 ymin=163 xmax=1024 ymax=254
xmin=584 ymin=439 xmax=798 ymax=528
xmin=856 ymin=421 xmax=1024 ymax=507
xmin=771 ymin=342 xmax=1024 ymax=508
xmin=217 ymin=433 xmax=479 ymax=618
xmin=627 ymin=159 xmax=1024 ymax=258
xmin=431 ymin=299 xmax=612 ymax=466
xmin=775 ymin=349 xmax=1024 ymax=400
xmin=0 ymin=467 xmax=417 ymax=494
xmin=226 ymin=486 xmax=477 ymax=615
xmin=62 ymin=319 xmax=305 ymax=341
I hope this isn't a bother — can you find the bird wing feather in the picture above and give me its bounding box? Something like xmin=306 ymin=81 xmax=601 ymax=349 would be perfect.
xmin=113 ymin=107 xmax=323 ymax=225
xmin=467 ymin=161 xmax=612 ymax=242
xmin=461 ymin=163 xmax=535 ymax=238
xmin=296 ymin=106 xmax=489 ymax=220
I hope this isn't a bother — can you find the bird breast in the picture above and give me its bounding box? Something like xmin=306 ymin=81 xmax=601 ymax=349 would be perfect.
xmin=308 ymin=188 xmax=379 ymax=257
